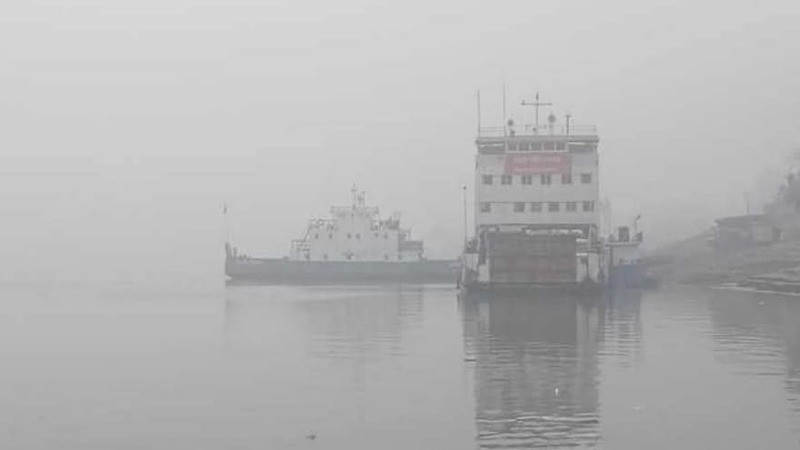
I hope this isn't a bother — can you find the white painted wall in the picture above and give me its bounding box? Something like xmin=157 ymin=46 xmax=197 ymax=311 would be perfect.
xmin=607 ymin=243 xmax=640 ymax=266
xmin=474 ymin=151 xmax=600 ymax=228
xmin=289 ymin=206 xmax=422 ymax=262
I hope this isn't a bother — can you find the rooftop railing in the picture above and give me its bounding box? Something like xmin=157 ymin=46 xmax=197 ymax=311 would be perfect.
xmin=478 ymin=124 xmax=597 ymax=138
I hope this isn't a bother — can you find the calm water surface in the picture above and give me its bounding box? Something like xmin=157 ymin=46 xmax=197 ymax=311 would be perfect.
xmin=0 ymin=283 xmax=799 ymax=449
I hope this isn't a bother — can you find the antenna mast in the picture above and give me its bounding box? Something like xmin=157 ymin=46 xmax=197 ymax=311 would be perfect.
xmin=462 ymin=185 xmax=468 ymax=248
xmin=476 ymin=90 xmax=482 ymax=135
xmin=521 ymin=91 xmax=552 ymax=134
xmin=502 ymin=83 xmax=507 ymax=138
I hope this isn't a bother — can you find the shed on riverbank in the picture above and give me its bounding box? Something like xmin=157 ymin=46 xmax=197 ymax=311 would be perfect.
xmin=714 ymin=214 xmax=781 ymax=249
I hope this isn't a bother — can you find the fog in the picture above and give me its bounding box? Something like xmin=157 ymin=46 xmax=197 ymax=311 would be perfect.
xmin=1 ymin=0 xmax=798 ymax=284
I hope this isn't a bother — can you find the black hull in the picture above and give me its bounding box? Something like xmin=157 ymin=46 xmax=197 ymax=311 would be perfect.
xmin=226 ymin=257 xmax=458 ymax=285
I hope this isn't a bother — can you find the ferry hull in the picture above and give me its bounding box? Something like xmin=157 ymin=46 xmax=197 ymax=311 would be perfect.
xmin=608 ymin=264 xmax=644 ymax=288
xmin=226 ymin=257 xmax=457 ymax=285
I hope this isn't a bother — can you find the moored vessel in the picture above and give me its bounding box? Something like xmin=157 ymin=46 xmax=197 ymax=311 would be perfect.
xmin=606 ymin=220 xmax=646 ymax=288
xmin=225 ymin=187 xmax=457 ymax=284
xmin=460 ymin=93 xmax=605 ymax=293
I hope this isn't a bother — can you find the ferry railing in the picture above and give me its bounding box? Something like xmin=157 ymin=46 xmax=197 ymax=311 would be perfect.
xmin=478 ymin=124 xmax=597 ymax=138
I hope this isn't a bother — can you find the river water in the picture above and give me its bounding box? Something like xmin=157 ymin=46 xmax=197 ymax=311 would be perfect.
xmin=1 ymin=283 xmax=799 ymax=449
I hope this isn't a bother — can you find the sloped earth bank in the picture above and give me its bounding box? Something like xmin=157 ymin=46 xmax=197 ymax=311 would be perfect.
xmin=645 ymin=231 xmax=800 ymax=293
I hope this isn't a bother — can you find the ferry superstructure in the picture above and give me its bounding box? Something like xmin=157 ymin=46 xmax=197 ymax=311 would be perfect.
xmin=460 ymin=94 xmax=608 ymax=290
xmin=225 ymin=187 xmax=456 ymax=284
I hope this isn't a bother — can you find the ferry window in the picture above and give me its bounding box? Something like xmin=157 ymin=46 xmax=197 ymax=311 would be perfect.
xmin=561 ymin=173 xmax=572 ymax=184
xmin=548 ymin=202 xmax=560 ymax=212
xmin=556 ymin=141 xmax=566 ymax=151
xmin=514 ymin=202 xmax=525 ymax=213
xmin=581 ymin=173 xmax=592 ymax=184
xmin=347 ymin=233 xmax=352 ymax=239
xmin=583 ymin=201 xmax=595 ymax=212
xmin=521 ymin=175 xmax=533 ymax=185
xmin=482 ymin=175 xmax=493 ymax=185
xmin=314 ymin=233 xmax=319 ymax=239
xmin=541 ymin=174 xmax=552 ymax=185
xmin=328 ymin=233 xmax=333 ymax=239
xmin=531 ymin=142 xmax=542 ymax=151
xmin=543 ymin=141 xmax=555 ymax=151
xmin=356 ymin=233 xmax=361 ymax=239
xmin=374 ymin=232 xmax=379 ymax=237
xmin=398 ymin=254 xmax=403 ymax=260
xmin=566 ymin=201 xmax=577 ymax=212
xmin=519 ymin=142 xmax=530 ymax=151
xmin=530 ymin=202 xmax=543 ymax=212
xmin=384 ymin=255 xmax=389 ymax=260
xmin=323 ymin=254 xmax=328 ymax=260
xmin=480 ymin=202 xmax=492 ymax=213
xmin=384 ymin=233 xmax=388 ymax=239
xmin=501 ymin=175 xmax=512 ymax=185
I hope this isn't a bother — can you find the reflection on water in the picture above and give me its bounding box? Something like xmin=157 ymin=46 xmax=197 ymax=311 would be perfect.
xmin=460 ymin=293 xmax=603 ymax=448
xmin=222 ymin=285 xmax=474 ymax=450
xmin=295 ymin=286 xmax=425 ymax=361
xmin=601 ymin=289 xmax=643 ymax=368
xmin=2 ymin=283 xmax=800 ymax=449
xmin=224 ymin=285 xmax=426 ymax=362
xmin=705 ymin=289 xmax=800 ymax=419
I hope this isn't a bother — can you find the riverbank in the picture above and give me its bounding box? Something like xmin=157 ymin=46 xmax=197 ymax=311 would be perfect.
xmin=644 ymin=228 xmax=800 ymax=293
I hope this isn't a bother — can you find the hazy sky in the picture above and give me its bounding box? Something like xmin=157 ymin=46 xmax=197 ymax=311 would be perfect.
xmin=1 ymin=0 xmax=798 ymax=283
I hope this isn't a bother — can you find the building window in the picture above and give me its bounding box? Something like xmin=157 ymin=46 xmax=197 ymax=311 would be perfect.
xmin=583 ymin=201 xmax=595 ymax=212
xmin=384 ymin=255 xmax=389 ymax=260
xmin=581 ymin=173 xmax=592 ymax=184
xmin=555 ymin=142 xmax=566 ymax=151
xmin=480 ymin=202 xmax=492 ymax=213
xmin=384 ymin=233 xmax=388 ymax=239
xmin=398 ymin=254 xmax=403 ymax=260
xmin=482 ymin=175 xmax=493 ymax=185
xmin=566 ymin=201 xmax=577 ymax=212
xmin=328 ymin=233 xmax=333 ymax=239
xmin=519 ymin=142 xmax=530 ymax=151
xmin=531 ymin=142 xmax=542 ymax=151
xmin=323 ymin=254 xmax=328 ymax=260
xmin=548 ymin=202 xmax=560 ymax=212
xmin=543 ymin=141 xmax=555 ymax=151
xmin=514 ymin=202 xmax=525 ymax=213
xmin=314 ymin=233 xmax=319 ymax=239
xmin=521 ymin=175 xmax=533 ymax=185
xmin=501 ymin=175 xmax=512 ymax=185
xmin=530 ymin=202 xmax=543 ymax=212
xmin=541 ymin=174 xmax=552 ymax=185
xmin=561 ymin=173 xmax=572 ymax=184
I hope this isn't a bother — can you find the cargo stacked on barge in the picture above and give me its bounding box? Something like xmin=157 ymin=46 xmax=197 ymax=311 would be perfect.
xmin=460 ymin=94 xmax=608 ymax=291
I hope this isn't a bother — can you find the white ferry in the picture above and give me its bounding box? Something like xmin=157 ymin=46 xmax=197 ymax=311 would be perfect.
xmin=225 ymin=187 xmax=457 ymax=284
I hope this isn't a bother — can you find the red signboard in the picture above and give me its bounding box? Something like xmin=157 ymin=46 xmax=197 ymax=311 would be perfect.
xmin=504 ymin=154 xmax=572 ymax=174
